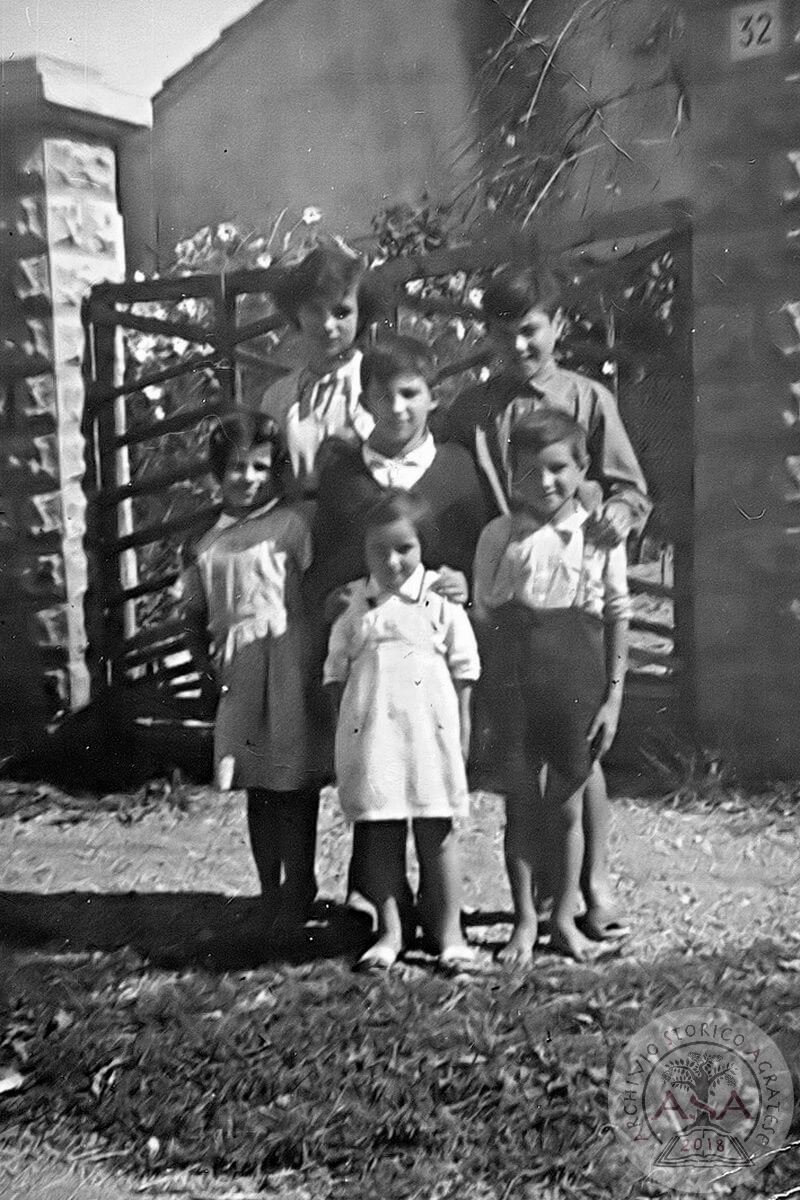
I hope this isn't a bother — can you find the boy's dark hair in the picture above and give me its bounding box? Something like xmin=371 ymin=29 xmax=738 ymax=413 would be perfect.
xmin=271 ymin=242 xmax=385 ymax=335
xmin=509 ymin=411 xmax=589 ymax=470
xmin=483 ymin=266 xmax=562 ymax=322
xmin=360 ymin=334 xmax=437 ymax=393
xmin=208 ymin=411 xmax=289 ymax=483
xmin=363 ymin=488 xmax=430 ymax=540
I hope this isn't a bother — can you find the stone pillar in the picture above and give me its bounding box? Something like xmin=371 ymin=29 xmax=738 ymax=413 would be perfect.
xmin=0 ymin=58 xmax=149 ymax=753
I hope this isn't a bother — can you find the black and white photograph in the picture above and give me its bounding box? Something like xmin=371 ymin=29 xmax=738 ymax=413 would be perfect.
xmin=1 ymin=2 xmax=799 ymax=1197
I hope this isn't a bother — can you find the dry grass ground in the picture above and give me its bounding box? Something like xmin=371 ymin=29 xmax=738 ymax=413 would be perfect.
xmin=1 ymin=778 xmax=799 ymax=1199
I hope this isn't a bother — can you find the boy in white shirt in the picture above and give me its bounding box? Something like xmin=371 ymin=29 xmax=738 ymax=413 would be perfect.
xmin=473 ymin=411 xmax=631 ymax=964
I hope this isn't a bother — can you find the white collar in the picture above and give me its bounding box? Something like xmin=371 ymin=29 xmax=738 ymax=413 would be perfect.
xmin=362 ymin=432 xmax=436 ymax=470
xmin=513 ymin=501 xmax=589 ymax=540
xmin=365 ymin=562 xmax=428 ymax=601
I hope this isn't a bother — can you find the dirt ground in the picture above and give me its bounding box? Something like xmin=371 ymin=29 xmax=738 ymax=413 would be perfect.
xmin=2 ymin=777 xmax=799 ymax=1198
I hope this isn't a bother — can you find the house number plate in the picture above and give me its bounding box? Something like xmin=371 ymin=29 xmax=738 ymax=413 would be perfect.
xmin=730 ymin=1 xmax=782 ymax=61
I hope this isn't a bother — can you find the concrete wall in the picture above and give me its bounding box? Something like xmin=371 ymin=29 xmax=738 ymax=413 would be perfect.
xmin=120 ymin=0 xmax=504 ymax=270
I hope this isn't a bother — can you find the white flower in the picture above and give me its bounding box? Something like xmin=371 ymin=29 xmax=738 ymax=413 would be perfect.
xmin=302 ymin=206 xmax=322 ymax=225
xmin=405 ymin=279 xmax=424 ymax=297
xmin=468 ymin=287 xmax=484 ymax=309
xmin=215 ymin=223 xmax=238 ymax=244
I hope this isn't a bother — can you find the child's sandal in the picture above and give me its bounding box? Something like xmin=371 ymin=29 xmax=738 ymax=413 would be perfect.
xmin=437 ymin=944 xmax=478 ymax=976
xmin=354 ymin=942 xmax=399 ymax=973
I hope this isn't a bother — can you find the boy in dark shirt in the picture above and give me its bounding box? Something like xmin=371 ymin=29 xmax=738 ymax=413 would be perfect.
xmin=444 ymin=266 xmax=650 ymax=546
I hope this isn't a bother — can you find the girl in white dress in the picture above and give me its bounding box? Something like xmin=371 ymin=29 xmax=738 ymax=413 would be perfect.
xmin=323 ymin=491 xmax=480 ymax=971
xmin=181 ymin=412 xmax=321 ymax=944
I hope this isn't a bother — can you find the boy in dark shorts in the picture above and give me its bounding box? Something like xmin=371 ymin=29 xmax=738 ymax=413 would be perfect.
xmin=473 ymin=412 xmax=631 ymax=964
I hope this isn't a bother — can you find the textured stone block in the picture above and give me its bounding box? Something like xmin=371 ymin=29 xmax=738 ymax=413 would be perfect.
xmin=58 ymin=482 xmax=87 ymax=541
xmin=18 ymin=553 xmax=66 ymax=596
xmin=15 ymin=195 xmax=46 ymax=241
xmin=29 ymin=434 xmax=60 ymax=481
xmin=51 ymin=254 xmax=109 ymax=308
xmin=43 ymin=139 xmax=117 ymax=199
xmin=48 ymin=194 xmax=121 ymax=256
xmin=54 ymin=377 xmax=85 ymax=423
xmin=51 ymin=316 xmax=85 ymax=368
xmin=25 ymin=491 xmax=64 ymax=537
xmin=23 ymin=316 xmax=54 ymax=362
xmin=13 ymin=255 xmax=52 ymax=302
xmin=29 ymin=604 xmax=70 ymax=648
xmin=13 ymin=372 xmax=57 ymax=420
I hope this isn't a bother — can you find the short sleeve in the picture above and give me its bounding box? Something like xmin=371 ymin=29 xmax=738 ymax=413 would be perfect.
xmin=471 ymin=517 xmax=514 ymax=621
xmin=602 ymin=541 xmax=632 ymax=623
xmin=442 ymin=599 xmax=481 ymax=681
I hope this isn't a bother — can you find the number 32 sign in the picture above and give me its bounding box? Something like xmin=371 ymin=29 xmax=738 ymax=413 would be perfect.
xmin=730 ymin=1 xmax=782 ymax=61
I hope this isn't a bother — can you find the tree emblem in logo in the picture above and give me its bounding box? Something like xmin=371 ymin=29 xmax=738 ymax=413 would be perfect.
xmin=608 ymin=1008 xmax=794 ymax=1194
xmin=654 ymin=1049 xmax=749 ymax=1167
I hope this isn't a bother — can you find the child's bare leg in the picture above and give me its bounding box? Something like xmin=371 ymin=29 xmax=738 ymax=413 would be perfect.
xmin=356 ymin=820 xmax=413 ymax=966
xmin=412 ymin=819 xmax=469 ymax=957
xmin=499 ymin=787 xmax=540 ymax=965
xmin=270 ymin=786 xmax=319 ymax=937
xmin=545 ymin=770 xmax=595 ymax=962
xmin=531 ymin=764 xmax=554 ymax=913
xmin=578 ymin=763 xmax=628 ymax=939
xmin=246 ymin=788 xmax=282 ymax=917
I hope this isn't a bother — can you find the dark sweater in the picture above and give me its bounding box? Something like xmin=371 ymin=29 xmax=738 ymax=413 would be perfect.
xmin=305 ymin=440 xmax=489 ymax=612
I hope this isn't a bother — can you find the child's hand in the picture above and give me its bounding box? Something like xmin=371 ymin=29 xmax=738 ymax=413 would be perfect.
xmin=587 ymin=699 xmax=621 ymax=760
xmin=586 ymin=500 xmax=633 ymax=548
xmin=431 ymin=566 xmax=469 ymax=605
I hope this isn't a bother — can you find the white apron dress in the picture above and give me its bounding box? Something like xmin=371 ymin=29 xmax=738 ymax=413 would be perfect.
xmin=323 ymin=567 xmax=480 ymax=822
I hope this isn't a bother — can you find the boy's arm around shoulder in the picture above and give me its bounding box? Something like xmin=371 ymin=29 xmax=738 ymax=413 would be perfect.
xmin=580 ymin=373 xmax=652 ymax=537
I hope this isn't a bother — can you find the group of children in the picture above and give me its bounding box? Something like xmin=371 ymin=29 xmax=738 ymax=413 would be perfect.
xmin=180 ymin=241 xmax=651 ymax=970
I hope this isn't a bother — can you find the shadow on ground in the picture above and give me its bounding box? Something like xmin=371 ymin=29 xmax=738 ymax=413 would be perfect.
xmin=0 ymin=891 xmax=518 ymax=972
xmin=0 ymin=890 xmax=380 ymax=970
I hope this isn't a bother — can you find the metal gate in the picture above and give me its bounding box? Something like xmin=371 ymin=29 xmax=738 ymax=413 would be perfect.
xmin=81 ymin=226 xmax=693 ymax=762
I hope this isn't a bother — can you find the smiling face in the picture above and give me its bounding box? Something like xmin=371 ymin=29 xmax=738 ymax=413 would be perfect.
xmin=365 ymin=517 xmax=422 ymax=593
xmin=364 ymin=371 xmax=436 ymax=457
xmin=295 ymin=285 xmax=359 ymax=368
xmin=511 ymin=438 xmax=587 ymax=522
xmin=220 ymin=445 xmax=276 ymax=516
xmin=488 ymin=304 xmax=564 ymax=382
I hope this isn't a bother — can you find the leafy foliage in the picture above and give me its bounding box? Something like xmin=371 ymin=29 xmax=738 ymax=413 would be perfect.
xmin=467 ymin=0 xmax=687 ymax=229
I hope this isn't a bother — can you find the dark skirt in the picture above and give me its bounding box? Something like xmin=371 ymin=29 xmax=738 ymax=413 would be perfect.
xmin=476 ymin=602 xmax=607 ymax=789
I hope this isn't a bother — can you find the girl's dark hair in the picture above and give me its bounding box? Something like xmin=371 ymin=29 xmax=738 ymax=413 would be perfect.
xmin=363 ymin=488 xmax=430 ymax=539
xmin=208 ymin=411 xmax=289 ymax=483
xmin=360 ymin=334 xmax=437 ymax=392
xmin=271 ymin=243 xmax=387 ymax=336
xmin=509 ymin=411 xmax=589 ymax=469
xmin=483 ymin=266 xmax=562 ymax=322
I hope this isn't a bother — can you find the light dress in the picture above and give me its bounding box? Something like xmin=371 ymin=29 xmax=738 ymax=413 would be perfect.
xmin=181 ymin=499 xmax=314 ymax=792
xmin=262 ymin=349 xmax=374 ymax=483
xmin=323 ymin=565 xmax=480 ymax=822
